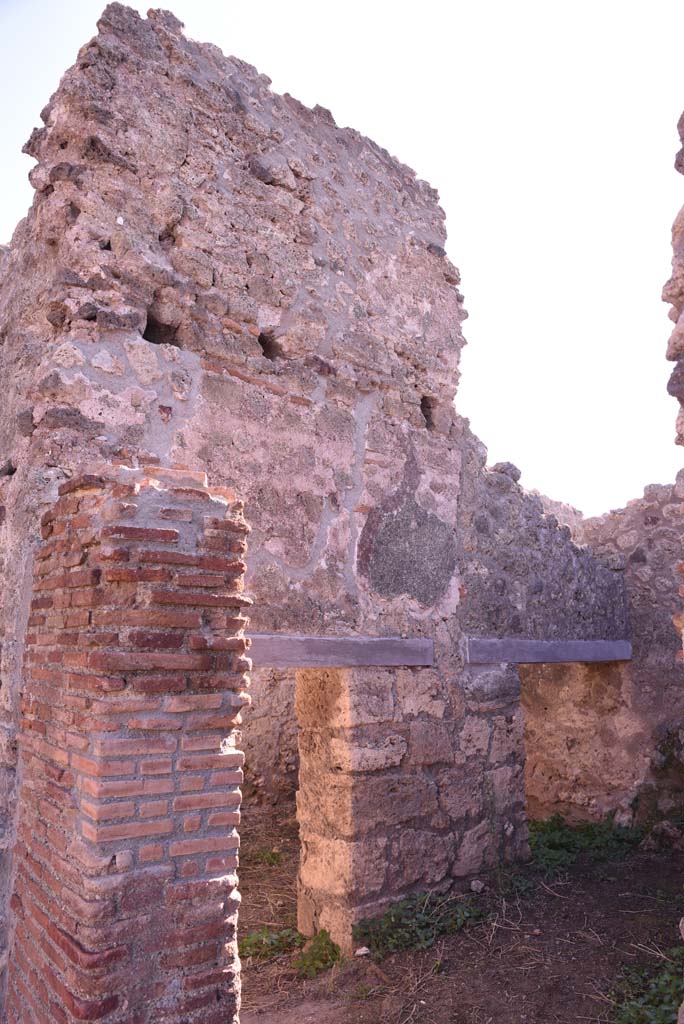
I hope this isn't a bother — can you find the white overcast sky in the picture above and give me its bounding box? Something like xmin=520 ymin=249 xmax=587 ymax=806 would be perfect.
xmin=1 ymin=0 xmax=683 ymax=515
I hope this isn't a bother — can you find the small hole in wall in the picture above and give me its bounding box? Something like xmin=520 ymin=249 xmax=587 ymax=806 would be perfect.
xmin=99 ymin=239 xmax=112 ymax=251
xmin=257 ymin=331 xmax=282 ymax=361
xmin=420 ymin=396 xmax=437 ymax=430
xmin=143 ymin=313 xmax=180 ymax=347
xmin=159 ymin=228 xmax=175 ymax=251
xmin=0 ymin=460 xmax=17 ymax=478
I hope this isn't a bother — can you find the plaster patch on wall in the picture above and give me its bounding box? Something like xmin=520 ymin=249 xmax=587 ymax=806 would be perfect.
xmin=358 ymin=447 xmax=456 ymax=606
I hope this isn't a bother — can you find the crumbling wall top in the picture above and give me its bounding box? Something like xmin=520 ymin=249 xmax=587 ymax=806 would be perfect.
xmin=9 ymin=0 xmax=466 ymax=411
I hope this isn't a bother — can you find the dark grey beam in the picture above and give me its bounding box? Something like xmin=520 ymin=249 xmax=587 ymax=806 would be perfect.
xmin=466 ymin=637 xmax=632 ymax=665
xmin=249 ymin=633 xmax=434 ymax=669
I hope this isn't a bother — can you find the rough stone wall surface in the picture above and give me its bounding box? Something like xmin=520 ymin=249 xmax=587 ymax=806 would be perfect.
xmin=293 ymin=663 xmax=525 ymax=948
xmin=521 ymin=113 xmax=684 ymax=829
xmin=533 ymin=492 xmax=586 ymax=543
xmin=666 ymin=112 xmax=684 ymax=446
xmin=6 ymin=467 xmax=250 ymax=1024
xmin=523 ymin=477 xmax=684 ymax=823
xmin=0 ymin=0 xmax=629 ymax=975
xmin=519 ymin=113 xmax=684 ymax=827
xmin=241 ymin=449 xmax=630 ymax=807
xmin=456 ymin=461 xmax=627 ymax=642
xmin=665 ymin=110 xmax=684 ymax=1024
xmin=241 ymin=668 xmax=297 ymax=802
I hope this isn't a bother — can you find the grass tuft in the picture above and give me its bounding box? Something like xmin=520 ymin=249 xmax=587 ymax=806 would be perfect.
xmin=246 ymin=847 xmax=283 ymax=867
xmin=610 ymin=947 xmax=684 ymax=1023
xmin=529 ymin=814 xmax=644 ymax=874
xmin=352 ymin=890 xmax=484 ymax=960
xmin=239 ymin=926 xmax=340 ymax=979
xmin=239 ymin=926 xmax=304 ymax=961
xmin=293 ymin=929 xmax=341 ymax=978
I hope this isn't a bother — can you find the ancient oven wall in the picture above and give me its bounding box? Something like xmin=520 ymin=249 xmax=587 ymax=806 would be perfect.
xmin=522 ymin=479 xmax=684 ymax=824
xmin=0 ymin=0 xmax=628 ymax=979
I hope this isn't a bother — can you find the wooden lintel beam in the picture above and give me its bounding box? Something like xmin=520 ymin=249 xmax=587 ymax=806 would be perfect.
xmin=466 ymin=637 xmax=632 ymax=665
xmin=249 ymin=633 xmax=434 ymax=669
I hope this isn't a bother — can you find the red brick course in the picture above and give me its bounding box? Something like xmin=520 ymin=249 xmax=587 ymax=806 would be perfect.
xmin=6 ymin=467 xmax=250 ymax=1023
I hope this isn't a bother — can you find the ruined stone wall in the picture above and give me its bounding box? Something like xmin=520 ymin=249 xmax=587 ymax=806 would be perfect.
xmin=0 ymin=1 xmax=629 ymax=990
xmin=242 ymin=669 xmax=297 ymax=802
xmin=666 ymin=112 xmax=684 ymax=446
xmin=523 ymin=476 xmax=684 ymax=823
xmin=457 ymin=461 xmax=626 ymax=641
xmin=243 ymin=458 xmax=628 ymax=806
xmin=664 ymin=109 xmax=684 ymax=1024
xmin=248 ymin=460 xmax=684 ymax=828
xmin=510 ymin=111 xmax=684 ymax=829
xmin=665 ymin=117 xmax=684 ymax=624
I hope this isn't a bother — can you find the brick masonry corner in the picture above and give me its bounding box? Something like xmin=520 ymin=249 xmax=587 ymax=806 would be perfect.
xmin=5 ymin=466 xmax=251 ymax=1024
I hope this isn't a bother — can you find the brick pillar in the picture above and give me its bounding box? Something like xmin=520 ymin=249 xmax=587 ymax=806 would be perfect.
xmin=5 ymin=467 xmax=251 ymax=1024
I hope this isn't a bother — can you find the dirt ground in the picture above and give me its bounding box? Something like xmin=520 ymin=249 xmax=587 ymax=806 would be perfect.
xmin=239 ymin=802 xmax=684 ymax=1024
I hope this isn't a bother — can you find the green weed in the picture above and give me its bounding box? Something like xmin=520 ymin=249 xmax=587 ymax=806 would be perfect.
xmin=529 ymin=814 xmax=643 ymax=874
xmin=352 ymin=890 xmax=484 ymax=960
xmin=354 ymin=982 xmax=374 ymax=1000
xmin=610 ymin=948 xmax=684 ymax=1023
xmin=247 ymin=847 xmax=283 ymax=867
xmin=238 ymin=926 xmax=304 ymax=960
xmin=239 ymin=926 xmax=341 ymax=978
xmin=499 ymin=871 xmax=536 ymax=897
xmin=293 ymin=929 xmax=341 ymax=978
